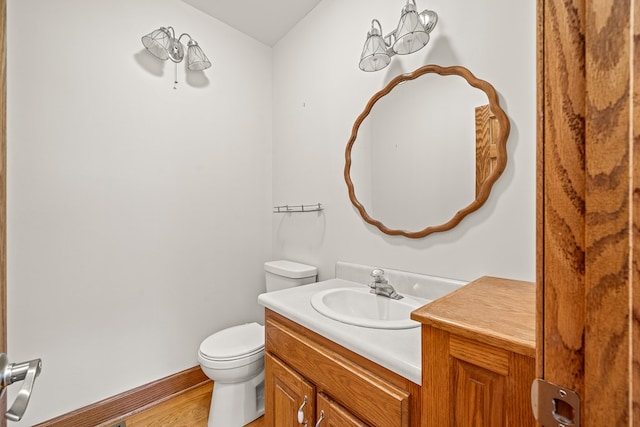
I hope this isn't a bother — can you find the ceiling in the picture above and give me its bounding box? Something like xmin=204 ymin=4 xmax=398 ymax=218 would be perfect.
xmin=182 ymin=0 xmax=323 ymax=46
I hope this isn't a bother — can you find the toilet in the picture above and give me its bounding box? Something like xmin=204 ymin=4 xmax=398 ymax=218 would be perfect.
xmin=198 ymin=260 xmax=317 ymax=427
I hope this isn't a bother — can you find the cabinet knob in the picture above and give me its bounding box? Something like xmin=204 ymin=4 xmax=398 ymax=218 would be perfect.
xmin=297 ymin=396 xmax=308 ymax=426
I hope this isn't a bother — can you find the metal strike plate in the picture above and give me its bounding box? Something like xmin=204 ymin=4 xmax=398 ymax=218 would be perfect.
xmin=531 ymin=379 xmax=580 ymax=426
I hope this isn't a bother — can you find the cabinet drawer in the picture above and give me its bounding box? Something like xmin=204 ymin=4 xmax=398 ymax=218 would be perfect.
xmin=266 ymin=318 xmax=410 ymax=427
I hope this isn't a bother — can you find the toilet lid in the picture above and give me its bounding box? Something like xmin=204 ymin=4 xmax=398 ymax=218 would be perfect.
xmin=199 ymin=322 xmax=265 ymax=360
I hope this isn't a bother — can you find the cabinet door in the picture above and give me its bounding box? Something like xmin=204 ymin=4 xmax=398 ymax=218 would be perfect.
xmin=423 ymin=327 xmax=535 ymax=426
xmin=265 ymin=353 xmax=315 ymax=427
xmin=316 ymin=393 xmax=369 ymax=427
xmin=451 ymin=359 xmax=505 ymax=426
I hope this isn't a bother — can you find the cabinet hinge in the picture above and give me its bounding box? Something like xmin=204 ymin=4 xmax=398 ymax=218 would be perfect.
xmin=531 ymin=379 xmax=580 ymax=427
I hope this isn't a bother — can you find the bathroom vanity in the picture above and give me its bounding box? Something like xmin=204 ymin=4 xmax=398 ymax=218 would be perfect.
xmin=265 ymin=310 xmax=420 ymax=427
xmin=258 ymin=273 xmax=428 ymax=427
xmin=258 ymin=264 xmax=535 ymax=426
xmin=412 ymin=276 xmax=536 ymax=426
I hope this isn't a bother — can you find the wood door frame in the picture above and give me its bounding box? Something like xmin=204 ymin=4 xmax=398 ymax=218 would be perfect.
xmin=1 ymin=0 xmax=8 ymax=425
xmin=538 ymin=0 xmax=638 ymax=424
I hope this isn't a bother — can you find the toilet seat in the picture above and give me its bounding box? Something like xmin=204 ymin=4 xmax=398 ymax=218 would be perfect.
xmin=198 ymin=322 xmax=265 ymax=369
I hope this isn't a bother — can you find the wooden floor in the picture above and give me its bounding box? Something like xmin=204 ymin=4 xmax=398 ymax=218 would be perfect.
xmin=125 ymin=382 xmax=213 ymax=426
xmin=246 ymin=416 xmax=265 ymax=427
xmin=124 ymin=381 xmax=265 ymax=427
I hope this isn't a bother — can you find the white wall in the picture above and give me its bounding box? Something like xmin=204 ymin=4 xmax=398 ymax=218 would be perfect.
xmin=272 ymin=0 xmax=536 ymax=283
xmin=7 ymin=0 xmax=272 ymax=424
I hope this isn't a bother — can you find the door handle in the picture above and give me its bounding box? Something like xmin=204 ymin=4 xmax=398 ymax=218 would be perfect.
xmin=0 ymin=353 xmax=42 ymax=422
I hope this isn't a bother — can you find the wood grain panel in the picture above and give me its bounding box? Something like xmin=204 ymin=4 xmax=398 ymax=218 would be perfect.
xmin=540 ymin=0 xmax=637 ymax=423
xmin=421 ymin=325 xmax=450 ymax=426
xmin=633 ymin=0 xmax=640 ymax=419
xmin=584 ymin=0 xmax=632 ymax=423
xmin=535 ymin=0 xmax=545 ymax=382
xmin=506 ymin=353 xmax=536 ymax=426
xmin=451 ymin=359 xmax=505 ymax=427
xmin=449 ymin=335 xmax=509 ymax=376
xmin=539 ymin=0 xmax=587 ymax=399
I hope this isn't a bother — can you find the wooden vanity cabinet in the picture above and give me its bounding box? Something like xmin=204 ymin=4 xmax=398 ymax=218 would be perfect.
xmin=411 ymin=276 xmax=536 ymax=426
xmin=264 ymin=310 xmax=421 ymax=427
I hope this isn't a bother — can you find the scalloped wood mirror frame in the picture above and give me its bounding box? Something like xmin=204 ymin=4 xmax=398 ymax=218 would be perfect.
xmin=344 ymin=64 xmax=510 ymax=238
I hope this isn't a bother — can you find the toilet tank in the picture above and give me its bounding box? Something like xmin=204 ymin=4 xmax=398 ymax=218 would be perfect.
xmin=264 ymin=260 xmax=317 ymax=292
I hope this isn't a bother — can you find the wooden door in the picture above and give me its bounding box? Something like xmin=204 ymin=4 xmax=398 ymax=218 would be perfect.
xmin=538 ymin=0 xmax=638 ymax=424
xmin=1 ymin=0 xmax=7 ymax=425
xmin=265 ymin=353 xmax=315 ymax=427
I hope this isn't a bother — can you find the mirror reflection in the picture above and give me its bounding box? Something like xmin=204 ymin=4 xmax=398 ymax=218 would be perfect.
xmin=345 ymin=65 xmax=510 ymax=238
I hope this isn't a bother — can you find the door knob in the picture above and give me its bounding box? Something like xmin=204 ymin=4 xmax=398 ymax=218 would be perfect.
xmin=0 ymin=353 xmax=42 ymax=421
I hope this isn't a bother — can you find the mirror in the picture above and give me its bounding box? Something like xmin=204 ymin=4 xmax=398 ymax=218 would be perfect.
xmin=345 ymin=64 xmax=510 ymax=238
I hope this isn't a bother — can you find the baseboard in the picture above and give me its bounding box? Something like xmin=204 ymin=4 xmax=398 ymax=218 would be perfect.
xmin=34 ymin=366 xmax=211 ymax=427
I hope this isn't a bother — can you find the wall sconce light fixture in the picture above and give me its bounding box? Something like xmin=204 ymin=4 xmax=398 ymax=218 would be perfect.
xmin=142 ymin=26 xmax=212 ymax=71
xmin=359 ymin=0 xmax=437 ymax=72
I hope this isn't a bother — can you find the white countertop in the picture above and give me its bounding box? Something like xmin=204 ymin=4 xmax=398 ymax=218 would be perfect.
xmin=258 ymin=278 xmax=423 ymax=385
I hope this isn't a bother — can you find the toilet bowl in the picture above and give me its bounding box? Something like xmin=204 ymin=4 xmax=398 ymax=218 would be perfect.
xmin=198 ymin=260 xmax=317 ymax=427
xmin=198 ymin=323 xmax=265 ymax=427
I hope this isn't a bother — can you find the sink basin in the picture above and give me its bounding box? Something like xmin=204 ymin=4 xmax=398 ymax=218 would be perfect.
xmin=310 ymin=287 xmax=429 ymax=329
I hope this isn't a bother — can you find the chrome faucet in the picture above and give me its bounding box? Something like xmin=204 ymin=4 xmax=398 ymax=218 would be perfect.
xmin=368 ymin=269 xmax=403 ymax=300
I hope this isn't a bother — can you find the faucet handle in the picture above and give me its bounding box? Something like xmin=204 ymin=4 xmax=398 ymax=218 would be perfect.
xmin=370 ymin=269 xmax=385 ymax=280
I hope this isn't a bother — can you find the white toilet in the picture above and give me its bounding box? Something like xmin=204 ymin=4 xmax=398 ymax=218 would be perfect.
xmin=198 ymin=260 xmax=317 ymax=427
